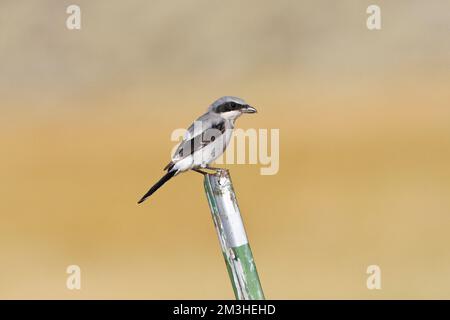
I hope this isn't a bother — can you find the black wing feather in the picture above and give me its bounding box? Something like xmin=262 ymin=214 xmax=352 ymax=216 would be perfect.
xmin=172 ymin=120 xmax=227 ymax=160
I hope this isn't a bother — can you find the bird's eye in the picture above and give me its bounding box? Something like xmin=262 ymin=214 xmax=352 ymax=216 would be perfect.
xmin=217 ymin=101 xmax=241 ymax=113
xmin=211 ymin=136 xmax=215 ymax=142
xmin=225 ymin=103 xmax=233 ymax=112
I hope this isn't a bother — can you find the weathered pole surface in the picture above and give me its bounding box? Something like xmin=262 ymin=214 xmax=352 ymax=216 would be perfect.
xmin=203 ymin=169 xmax=264 ymax=300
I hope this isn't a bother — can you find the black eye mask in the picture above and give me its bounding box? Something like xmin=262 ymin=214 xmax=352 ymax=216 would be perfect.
xmin=215 ymin=102 xmax=243 ymax=113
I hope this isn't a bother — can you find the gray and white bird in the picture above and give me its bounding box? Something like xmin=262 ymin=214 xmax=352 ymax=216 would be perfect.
xmin=137 ymin=96 xmax=257 ymax=204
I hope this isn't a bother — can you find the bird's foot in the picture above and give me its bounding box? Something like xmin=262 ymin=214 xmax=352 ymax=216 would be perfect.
xmin=205 ymin=166 xmax=227 ymax=175
xmin=193 ymin=166 xmax=225 ymax=176
xmin=192 ymin=168 xmax=208 ymax=175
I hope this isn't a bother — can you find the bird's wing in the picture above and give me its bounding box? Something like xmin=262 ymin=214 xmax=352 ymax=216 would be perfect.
xmin=171 ymin=114 xmax=226 ymax=162
xmin=182 ymin=113 xmax=213 ymax=140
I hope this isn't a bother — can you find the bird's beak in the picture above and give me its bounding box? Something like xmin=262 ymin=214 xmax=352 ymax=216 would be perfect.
xmin=242 ymin=105 xmax=257 ymax=114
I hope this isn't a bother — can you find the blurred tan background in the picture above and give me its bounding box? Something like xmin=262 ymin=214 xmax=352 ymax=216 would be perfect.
xmin=1 ymin=0 xmax=450 ymax=299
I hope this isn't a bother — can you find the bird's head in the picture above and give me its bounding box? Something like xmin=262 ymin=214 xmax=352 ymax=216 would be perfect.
xmin=208 ymin=96 xmax=257 ymax=120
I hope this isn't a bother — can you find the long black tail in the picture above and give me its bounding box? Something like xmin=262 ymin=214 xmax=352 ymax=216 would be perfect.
xmin=137 ymin=170 xmax=176 ymax=204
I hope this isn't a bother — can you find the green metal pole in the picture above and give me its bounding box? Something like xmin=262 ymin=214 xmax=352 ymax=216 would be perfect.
xmin=203 ymin=169 xmax=265 ymax=300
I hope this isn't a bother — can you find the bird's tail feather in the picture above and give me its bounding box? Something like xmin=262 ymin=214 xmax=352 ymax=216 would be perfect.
xmin=137 ymin=170 xmax=177 ymax=204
